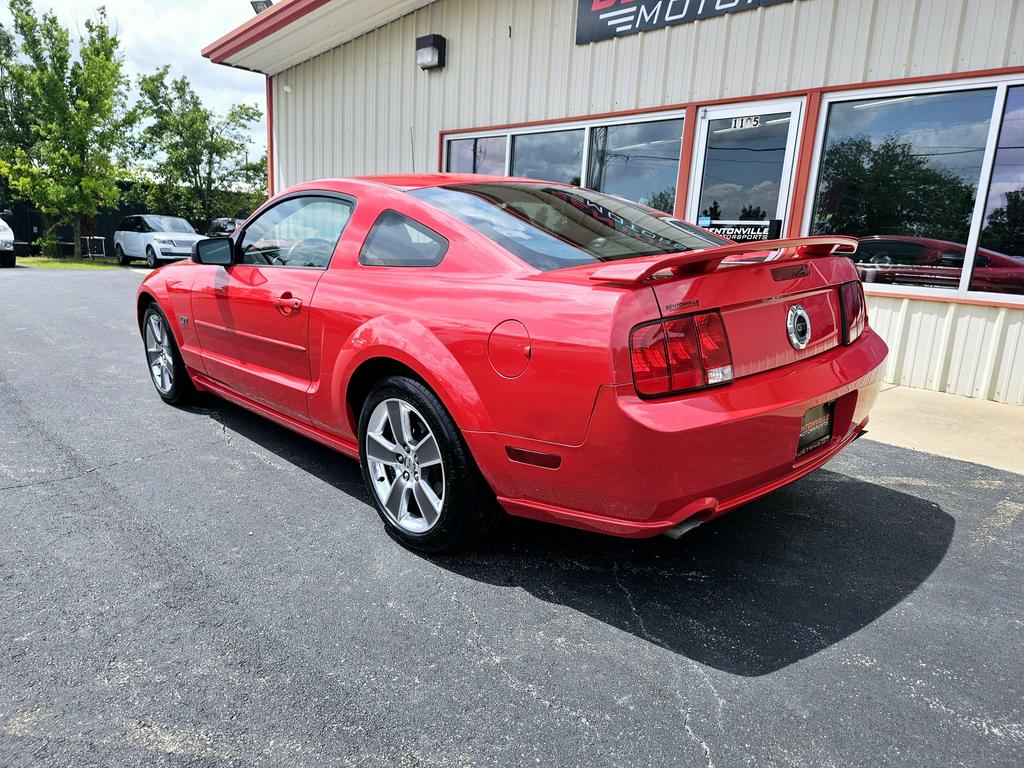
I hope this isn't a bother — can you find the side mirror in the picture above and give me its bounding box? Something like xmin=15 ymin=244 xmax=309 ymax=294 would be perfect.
xmin=193 ymin=237 xmax=234 ymax=266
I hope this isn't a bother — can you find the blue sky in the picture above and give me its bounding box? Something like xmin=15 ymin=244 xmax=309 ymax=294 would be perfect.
xmin=0 ymin=0 xmax=267 ymax=154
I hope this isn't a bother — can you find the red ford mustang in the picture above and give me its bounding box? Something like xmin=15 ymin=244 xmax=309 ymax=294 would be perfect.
xmin=136 ymin=175 xmax=888 ymax=552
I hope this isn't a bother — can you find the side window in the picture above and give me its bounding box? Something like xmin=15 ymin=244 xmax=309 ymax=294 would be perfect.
xmin=238 ymin=196 xmax=354 ymax=269
xmin=359 ymin=210 xmax=448 ymax=267
xmin=138 ymin=217 xmax=155 ymax=233
xmin=118 ymin=218 xmax=130 ymax=232
xmin=858 ymin=241 xmax=926 ymax=266
xmin=938 ymin=249 xmax=965 ymax=268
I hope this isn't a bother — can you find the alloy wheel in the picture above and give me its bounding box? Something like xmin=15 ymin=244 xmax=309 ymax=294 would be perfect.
xmin=144 ymin=312 xmax=174 ymax=394
xmin=365 ymin=398 xmax=445 ymax=534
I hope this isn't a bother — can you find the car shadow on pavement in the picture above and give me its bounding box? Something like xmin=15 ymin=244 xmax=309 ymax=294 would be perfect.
xmin=432 ymin=470 xmax=954 ymax=677
xmin=194 ymin=401 xmax=953 ymax=677
xmin=195 ymin=399 xmax=370 ymax=502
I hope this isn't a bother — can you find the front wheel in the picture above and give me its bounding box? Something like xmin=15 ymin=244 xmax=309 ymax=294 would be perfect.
xmin=358 ymin=376 xmax=501 ymax=553
xmin=145 ymin=246 xmax=158 ymax=269
xmin=142 ymin=304 xmax=194 ymax=405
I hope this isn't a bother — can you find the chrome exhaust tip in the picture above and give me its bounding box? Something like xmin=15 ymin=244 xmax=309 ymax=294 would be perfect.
xmin=662 ymin=517 xmax=706 ymax=540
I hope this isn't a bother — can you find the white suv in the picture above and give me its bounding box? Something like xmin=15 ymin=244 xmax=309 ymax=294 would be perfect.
xmin=0 ymin=218 xmax=14 ymax=268
xmin=114 ymin=215 xmax=206 ymax=269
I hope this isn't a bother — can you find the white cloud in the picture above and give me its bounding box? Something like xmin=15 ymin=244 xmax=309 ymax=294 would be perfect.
xmin=0 ymin=0 xmax=266 ymax=153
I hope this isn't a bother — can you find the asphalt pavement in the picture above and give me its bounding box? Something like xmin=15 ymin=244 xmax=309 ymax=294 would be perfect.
xmin=1 ymin=266 xmax=1022 ymax=767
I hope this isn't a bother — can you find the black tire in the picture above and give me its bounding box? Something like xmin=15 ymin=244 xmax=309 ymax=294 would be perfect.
xmin=141 ymin=304 xmax=195 ymax=406
xmin=116 ymin=244 xmax=130 ymax=266
xmin=358 ymin=376 xmax=501 ymax=553
xmin=145 ymin=246 xmax=158 ymax=269
xmin=0 ymin=251 xmax=14 ymax=268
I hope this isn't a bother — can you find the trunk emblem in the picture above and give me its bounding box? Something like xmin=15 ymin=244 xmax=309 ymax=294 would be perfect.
xmin=787 ymin=305 xmax=811 ymax=350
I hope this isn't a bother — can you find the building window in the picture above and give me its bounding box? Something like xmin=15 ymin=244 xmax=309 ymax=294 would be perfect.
xmin=974 ymin=86 xmax=1024 ymax=296
xmin=510 ymin=128 xmax=585 ymax=185
xmin=587 ymin=118 xmax=683 ymax=213
xmin=446 ymin=136 xmax=506 ymax=175
xmin=698 ymin=112 xmax=791 ymax=222
xmin=810 ymin=89 xmax=996 ymax=290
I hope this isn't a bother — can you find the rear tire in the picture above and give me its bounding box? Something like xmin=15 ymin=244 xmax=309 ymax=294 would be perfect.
xmin=116 ymin=244 xmax=130 ymax=266
xmin=358 ymin=376 xmax=501 ymax=553
xmin=145 ymin=246 xmax=158 ymax=269
xmin=142 ymin=304 xmax=195 ymax=405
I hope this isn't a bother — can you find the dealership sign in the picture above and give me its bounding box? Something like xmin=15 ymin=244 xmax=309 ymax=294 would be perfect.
xmin=698 ymin=217 xmax=783 ymax=243
xmin=576 ymin=0 xmax=796 ymax=44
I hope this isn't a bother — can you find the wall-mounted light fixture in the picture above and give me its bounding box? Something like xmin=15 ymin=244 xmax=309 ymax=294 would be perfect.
xmin=251 ymin=0 xmax=273 ymax=14
xmin=416 ymin=34 xmax=446 ymax=70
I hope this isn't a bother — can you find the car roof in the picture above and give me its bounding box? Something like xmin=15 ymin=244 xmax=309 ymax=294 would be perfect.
xmin=351 ymin=173 xmax=558 ymax=190
xmin=858 ymin=234 xmax=1014 ymax=260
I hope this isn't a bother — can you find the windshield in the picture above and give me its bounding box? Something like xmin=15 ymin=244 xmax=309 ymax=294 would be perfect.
xmin=409 ymin=183 xmax=725 ymax=271
xmin=145 ymin=216 xmax=196 ymax=234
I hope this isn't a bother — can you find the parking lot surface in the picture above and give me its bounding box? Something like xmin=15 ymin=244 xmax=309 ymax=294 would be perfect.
xmin=1 ymin=267 xmax=1022 ymax=767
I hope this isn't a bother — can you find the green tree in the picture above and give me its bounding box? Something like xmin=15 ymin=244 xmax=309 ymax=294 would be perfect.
xmin=739 ymin=204 xmax=767 ymax=221
xmin=0 ymin=20 xmax=31 ymax=159
xmin=981 ymin=188 xmax=1024 ymax=257
xmin=702 ymin=200 xmax=723 ymax=220
xmin=812 ymin=135 xmax=978 ymax=243
xmin=646 ymin=187 xmax=676 ymax=214
xmin=135 ymin=66 xmax=264 ymax=230
xmin=0 ymin=0 xmax=134 ymax=257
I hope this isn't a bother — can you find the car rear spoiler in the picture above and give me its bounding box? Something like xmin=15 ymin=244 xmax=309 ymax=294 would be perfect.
xmin=588 ymin=236 xmax=859 ymax=284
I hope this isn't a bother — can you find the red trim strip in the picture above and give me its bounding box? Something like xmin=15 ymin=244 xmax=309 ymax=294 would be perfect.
xmin=203 ymin=0 xmax=331 ymax=65
xmin=786 ymin=89 xmax=823 ymax=237
xmin=266 ymin=76 xmax=275 ymax=197
xmin=673 ymin=105 xmax=698 ymax=218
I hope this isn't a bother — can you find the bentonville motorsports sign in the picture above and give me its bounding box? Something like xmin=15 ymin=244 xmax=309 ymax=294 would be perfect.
xmin=576 ymin=0 xmax=796 ymax=44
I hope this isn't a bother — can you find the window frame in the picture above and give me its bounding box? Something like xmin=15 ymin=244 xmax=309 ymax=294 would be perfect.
xmin=234 ymin=191 xmax=356 ymax=271
xmin=686 ymin=96 xmax=806 ymax=228
xmin=801 ymin=73 xmax=1024 ymax=306
xmin=357 ymin=209 xmax=449 ymax=269
xmin=442 ymin=110 xmax=687 ymax=194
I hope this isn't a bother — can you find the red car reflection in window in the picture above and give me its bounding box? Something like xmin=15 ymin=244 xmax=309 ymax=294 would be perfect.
xmin=854 ymin=236 xmax=1024 ymax=295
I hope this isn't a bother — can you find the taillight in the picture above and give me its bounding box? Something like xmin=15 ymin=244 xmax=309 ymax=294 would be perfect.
xmin=839 ymin=281 xmax=866 ymax=344
xmin=629 ymin=311 xmax=734 ymax=397
xmin=630 ymin=322 xmax=671 ymax=396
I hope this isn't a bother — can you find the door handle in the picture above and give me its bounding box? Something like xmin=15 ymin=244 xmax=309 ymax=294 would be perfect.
xmin=274 ymin=293 xmax=302 ymax=316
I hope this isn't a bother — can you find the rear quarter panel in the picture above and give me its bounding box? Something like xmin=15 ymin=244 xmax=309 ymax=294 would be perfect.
xmin=307 ymin=266 xmax=630 ymax=446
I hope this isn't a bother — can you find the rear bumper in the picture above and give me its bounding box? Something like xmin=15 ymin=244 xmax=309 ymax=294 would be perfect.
xmin=467 ymin=329 xmax=888 ymax=537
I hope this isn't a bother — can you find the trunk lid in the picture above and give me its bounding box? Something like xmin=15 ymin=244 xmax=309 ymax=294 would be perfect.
xmin=645 ymin=252 xmax=854 ymax=380
xmin=580 ymin=237 xmax=859 ymax=381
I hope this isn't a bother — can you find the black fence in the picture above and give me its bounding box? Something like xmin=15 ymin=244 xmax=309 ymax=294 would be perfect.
xmin=0 ymin=198 xmax=148 ymax=257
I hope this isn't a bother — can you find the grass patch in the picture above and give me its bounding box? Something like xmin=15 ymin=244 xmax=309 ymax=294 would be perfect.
xmin=15 ymin=256 xmax=128 ymax=270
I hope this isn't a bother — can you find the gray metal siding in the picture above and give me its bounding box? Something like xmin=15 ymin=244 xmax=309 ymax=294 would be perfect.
xmin=271 ymin=0 xmax=1024 ymax=187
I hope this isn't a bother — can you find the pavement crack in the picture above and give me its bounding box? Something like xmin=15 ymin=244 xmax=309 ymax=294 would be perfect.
xmin=684 ymin=719 xmax=716 ymax=768
xmin=0 ymin=439 xmax=223 ymax=493
xmin=611 ymin=561 xmax=652 ymax=642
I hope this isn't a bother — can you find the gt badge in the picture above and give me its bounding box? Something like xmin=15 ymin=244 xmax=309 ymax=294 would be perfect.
xmin=786 ymin=304 xmax=811 ymax=350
